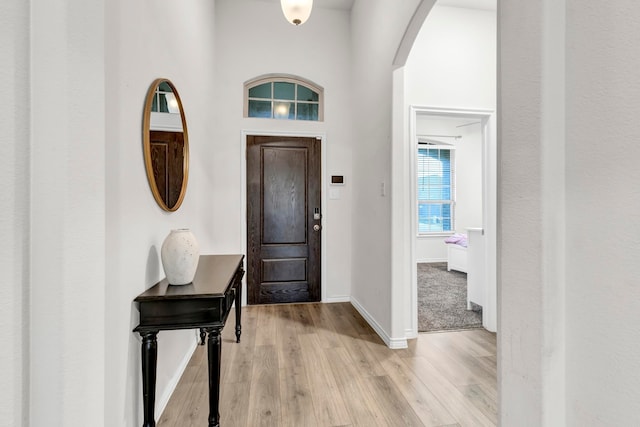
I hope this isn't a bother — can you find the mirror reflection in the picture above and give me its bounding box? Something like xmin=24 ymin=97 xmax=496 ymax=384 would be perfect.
xmin=143 ymin=79 xmax=189 ymax=212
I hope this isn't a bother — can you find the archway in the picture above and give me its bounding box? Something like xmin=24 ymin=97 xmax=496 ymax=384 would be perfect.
xmin=390 ymin=0 xmax=498 ymax=337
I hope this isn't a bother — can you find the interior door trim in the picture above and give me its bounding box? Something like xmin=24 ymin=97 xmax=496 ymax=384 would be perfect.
xmin=240 ymin=129 xmax=327 ymax=306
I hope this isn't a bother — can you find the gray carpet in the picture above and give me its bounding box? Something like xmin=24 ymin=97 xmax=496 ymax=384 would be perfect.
xmin=418 ymin=262 xmax=482 ymax=332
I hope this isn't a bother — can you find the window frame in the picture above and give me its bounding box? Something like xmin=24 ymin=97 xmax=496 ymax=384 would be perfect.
xmin=243 ymin=74 xmax=324 ymax=121
xmin=416 ymin=143 xmax=456 ymax=235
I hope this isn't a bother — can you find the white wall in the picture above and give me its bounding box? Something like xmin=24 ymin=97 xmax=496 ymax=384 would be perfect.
xmin=500 ymin=0 xmax=640 ymax=424
xmin=0 ymin=0 xmax=29 ymax=425
xmin=564 ymin=1 xmax=640 ymax=424
xmin=405 ymin=4 xmax=496 ymax=263
xmin=406 ymin=5 xmax=497 ymax=107
xmin=500 ymin=0 xmax=566 ymax=422
xmin=213 ymin=0 xmax=353 ymax=302
xmin=350 ymin=0 xmax=423 ymax=346
xmin=105 ymin=1 xmax=218 ymax=425
xmin=28 ymin=0 xmax=107 ymax=425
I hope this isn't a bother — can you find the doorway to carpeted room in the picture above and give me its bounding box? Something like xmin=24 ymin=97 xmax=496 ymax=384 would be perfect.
xmin=417 ymin=262 xmax=482 ymax=332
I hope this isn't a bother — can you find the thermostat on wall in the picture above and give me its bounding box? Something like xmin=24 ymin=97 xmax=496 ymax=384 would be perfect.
xmin=331 ymin=175 xmax=345 ymax=185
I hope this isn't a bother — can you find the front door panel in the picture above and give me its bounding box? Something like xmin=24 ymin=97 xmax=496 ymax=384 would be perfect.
xmin=247 ymin=135 xmax=321 ymax=304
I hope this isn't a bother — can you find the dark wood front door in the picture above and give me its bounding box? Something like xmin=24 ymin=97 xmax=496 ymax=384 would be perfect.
xmin=149 ymin=130 xmax=185 ymax=209
xmin=247 ymin=135 xmax=321 ymax=304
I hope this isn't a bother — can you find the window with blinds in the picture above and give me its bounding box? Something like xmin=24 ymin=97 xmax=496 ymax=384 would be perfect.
xmin=417 ymin=146 xmax=455 ymax=233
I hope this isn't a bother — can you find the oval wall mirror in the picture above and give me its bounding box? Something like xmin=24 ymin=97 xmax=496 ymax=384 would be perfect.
xmin=142 ymin=78 xmax=189 ymax=211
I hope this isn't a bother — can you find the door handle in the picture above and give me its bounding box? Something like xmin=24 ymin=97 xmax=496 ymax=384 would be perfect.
xmin=313 ymin=224 xmax=321 ymax=232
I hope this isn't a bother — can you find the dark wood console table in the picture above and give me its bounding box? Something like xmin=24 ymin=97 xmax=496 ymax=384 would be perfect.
xmin=133 ymin=254 xmax=245 ymax=427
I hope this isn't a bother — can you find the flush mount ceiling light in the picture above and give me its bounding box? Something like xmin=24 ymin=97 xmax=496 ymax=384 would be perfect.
xmin=280 ymin=0 xmax=313 ymax=26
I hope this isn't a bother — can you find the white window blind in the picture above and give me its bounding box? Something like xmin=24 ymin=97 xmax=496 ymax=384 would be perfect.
xmin=417 ymin=146 xmax=455 ymax=233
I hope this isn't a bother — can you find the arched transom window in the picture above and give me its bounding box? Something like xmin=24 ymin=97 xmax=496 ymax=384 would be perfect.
xmin=244 ymin=75 xmax=324 ymax=121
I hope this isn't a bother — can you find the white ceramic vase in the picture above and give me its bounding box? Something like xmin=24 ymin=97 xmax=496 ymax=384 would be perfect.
xmin=161 ymin=229 xmax=200 ymax=285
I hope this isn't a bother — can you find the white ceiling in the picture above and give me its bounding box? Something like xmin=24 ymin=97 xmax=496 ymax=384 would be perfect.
xmin=437 ymin=0 xmax=496 ymax=11
xmin=317 ymin=0 xmax=355 ymax=10
xmin=257 ymin=0 xmax=355 ymax=11
xmin=255 ymin=0 xmax=495 ymax=12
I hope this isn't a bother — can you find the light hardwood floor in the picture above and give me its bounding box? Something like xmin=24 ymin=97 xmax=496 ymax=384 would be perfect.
xmin=157 ymin=302 xmax=497 ymax=427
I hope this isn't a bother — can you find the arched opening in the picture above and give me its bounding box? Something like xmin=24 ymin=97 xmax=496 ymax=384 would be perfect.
xmin=391 ymin=0 xmax=498 ymax=341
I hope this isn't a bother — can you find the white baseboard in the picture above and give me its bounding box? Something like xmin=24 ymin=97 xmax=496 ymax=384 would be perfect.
xmin=405 ymin=328 xmax=418 ymax=340
xmin=416 ymin=257 xmax=447 ymax=263
xmin=324 ymin=295 xmax=351 ymax=303
xmin=156 ymin=337 xmax=198 ymax=418
xmin=350 ymin=297 xmax=408 ymax=349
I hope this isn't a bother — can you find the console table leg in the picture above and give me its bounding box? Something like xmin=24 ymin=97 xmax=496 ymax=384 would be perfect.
xmin=199 ymin=328 xmax=206 ymax=345
xmin=235 ymin=284 xmax=242 ymax=343
xmin=206 ymin=328 xmax=222 ymax=427
xmin=140 ymin=331 xmax=158 ymax=427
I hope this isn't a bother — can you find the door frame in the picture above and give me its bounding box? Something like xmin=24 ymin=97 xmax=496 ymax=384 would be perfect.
xmin=406 ymin=106 xmax=497 ymax=336
xmin=240 ymin=129 xmax=327 ymax=306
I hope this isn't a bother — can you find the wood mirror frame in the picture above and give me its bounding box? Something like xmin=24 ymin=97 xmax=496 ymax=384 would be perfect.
xmin=142 ymin=78 xmax=189 ymax=212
